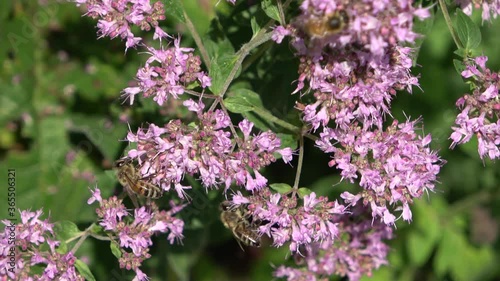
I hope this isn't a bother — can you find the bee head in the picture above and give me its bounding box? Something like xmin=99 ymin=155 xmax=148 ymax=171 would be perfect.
xmin=219 ymin=201 xmax=233 ymax=211
xmin=114 ymin=157 xmax=132 ymax=168
xmin=327 ymin=10 xmax=349 ymax=32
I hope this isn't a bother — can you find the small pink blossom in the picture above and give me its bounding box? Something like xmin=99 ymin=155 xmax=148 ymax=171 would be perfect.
xmin=272 ymin=26 xmax=291 ymax=44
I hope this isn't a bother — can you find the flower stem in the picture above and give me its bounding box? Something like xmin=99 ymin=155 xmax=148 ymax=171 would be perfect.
xmin=438 ymin=0 xmax=463 ymax=49
xmin=69 ymin=223 xmax=96 ymax=254
xmin=220 ymin=101 xmax=242 ymax=145
xmin=219 ymin=31 xmax=274 ymax=96
xmin=250 ymin=106 xmax=318 ymax=141
xmin=292 ymin=134 xmax=305 ymax=190
xmin=185 ymin=89 xmax=218 ymax=99
xmin=183 ymin=10 xmax=211 ymax=69
xmin=251 ymin=106 xmax=300 ymax=134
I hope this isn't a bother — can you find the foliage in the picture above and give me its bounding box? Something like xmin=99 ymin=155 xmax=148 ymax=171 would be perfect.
xmin=1 ymin=0 xmax=499 ymax=280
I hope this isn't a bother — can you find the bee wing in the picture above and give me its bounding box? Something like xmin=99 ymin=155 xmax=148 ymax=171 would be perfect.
xmin=120 ymin=172 xmax=141 ymax=208
xmin=121 ymin=184 xmax=140 ymax=209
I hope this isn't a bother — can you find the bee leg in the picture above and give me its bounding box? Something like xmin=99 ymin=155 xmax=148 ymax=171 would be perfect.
xmin=125 ymin=185 xmax=141 ymax=209
xmin=145 ymin=197 xmax=154 ymax=211
xmin=117 ymin=191 xmax=127 ymax=201
xmin=232 ymin=229 xmax=246 ymax=252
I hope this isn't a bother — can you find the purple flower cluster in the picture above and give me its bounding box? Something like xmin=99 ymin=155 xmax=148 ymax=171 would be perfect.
xmin=289 ymin=0 xmax=430 ymax=57
xmin=124 ymin=102 xmax=293 ymax=199
xmin=270 ymin=1 xmax=445 ymax=229
xmin=229 ymin=190 xmax=346 ymax=252
xmin=269 ymin=2 xmax=445 ymax=278
xmin=274 ymin=205 xmax=393 ymax=281
xmin=65 ymin=0 xmax=454 ymax=280
xmin=317 ymin=119 xmax=444 ymax=225
xmin=0 ymin=210 xmax=84 ymax=281
xmin=72 ymin=0 xmax=168 ymax=49
xmin=88 ymin=187 xmax=184 ymax=281
xmin=122 ymin=41 xmax=211 ymax=106
xmin=272 ymin=0 xmax=428 ymax=131
xmin=456 ymin=0 xmax=500 ymax=22
xmin=294 ymin=46 xmax=418 ymax=130
xmin=450 ymin=56 xmax=500 ymax=160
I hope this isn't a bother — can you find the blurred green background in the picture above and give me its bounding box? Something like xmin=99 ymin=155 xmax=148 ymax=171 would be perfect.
xmin=0 ymin=1 xmax=499 ymax=280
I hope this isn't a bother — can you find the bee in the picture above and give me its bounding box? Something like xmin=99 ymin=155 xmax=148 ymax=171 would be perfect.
xmin=299 ymin=9 xmax=349 ymax=39
xmin=114 ymin=157 xmax=163 ymax=207
xmin=220 ymin=201 xmax=261 ymax=249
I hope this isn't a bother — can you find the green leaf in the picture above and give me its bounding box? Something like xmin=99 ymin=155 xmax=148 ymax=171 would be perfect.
xmin=223 ymin=89 xmax=263 ymax=113
xmin=433 ymin=227 xmax=455 ymax=277
xmin=413 ymin=200 xmax=442 ymax=247
xmin=0 ymin=127 xmax=15 ymax=148
xmin=250 ymin=17 xmax=261 ymax=36
xmin=75 ymin=259 xmax=96 ymax=281
xmin=38 ymin=117 xmax=69 ymax=188
xmin=205 ymin=31 xmax=237 ymax=95
xmin=309 ymin=175 xmax=346 ymax=197
xmin=242 ymin=111 xmax=271 ymax=131
xmin=450 ymin=245 xmax=496 ymax=281
xmin=164 ymin=0 xmax=185 ymax=22
xmin=453 ymin=59 xmax=466 ymax=75
xmin=182 ymin=0 xmax=214 ymax=35
xmin=269 ymin=183 xmax=292 ymax=194
xmin=167 ymin=253 xmax=194 ymax=281
xmin=297 ymin=187 xmax=312 ymax=198
xmin=454 ymin=47 xmax=467 ymax=59
xmin=277 ymin=133 xmax=297 ymax=150
xmin=0 ymin=82 xmax=30 ymax=126
xmin=5 ymin=18 xmax=37 ymax=71
xmin=209 ymin=54 xmax=237 ymax=95
xmin=0 ymin=151 xmax=40 ymax=220
xmin=54 ymin=221 xmax=81 ymax=242
xmin=204 ymin=22 xmax=235 ymax=58
xmin=96 ymin=170 xmax=119 ymax=198
xmin=90 ymin=224 xmax=105 ymax=235
xmin=407 ymin=231 xmax=435 ymax=266
xmin=0 ymin=1 xmax=13 ymax=20
xmin=56 ymin=241 xmax=68 ymax=254
xmin=412 ymin=10 xmax=435 ymax=65
xmin=110 ymin=241 xmax=122 ymax=259
xmin=224 ymin=96 xmax=254 ymax=113
xmin=261 ymin=0 xmax=281 ymax=23
xmin=44 ymin=151 xmax=99 ymax=222
xmin=360 ymin=267 xmax=393 ymax=281
xmin=67 ymin=113 xmax=128 ymax=162
xmin=455 ymin=9 xmax=481 ymax=52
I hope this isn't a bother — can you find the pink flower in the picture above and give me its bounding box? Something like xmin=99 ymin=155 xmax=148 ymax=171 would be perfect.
xmin=71 ymin=0 xmax=167 ymax=49
xmin=124 ymin=113 xmax=293 ymax=197
xmin=320 ymin=119 xmax=444 ymax=225
xmin=450 ymin=56 xmax=500 ymax=160
xmin=272 ymin=26 xmax=291 ymax=44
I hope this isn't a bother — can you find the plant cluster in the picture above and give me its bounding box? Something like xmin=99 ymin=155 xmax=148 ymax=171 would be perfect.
xmin=1 ymin=0 xmax=499 ymax=280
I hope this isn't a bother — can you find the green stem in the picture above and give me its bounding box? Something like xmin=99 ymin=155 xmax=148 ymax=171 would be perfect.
xmin=65 ymin=232 xmax=85 ymax=244
xmin=252 ymin=106 xmax=300 ymax=133
xmin=445 ymin=189 xmax=500 ymax=218
xmin=183 ymin=10 xmax=211 ymax=69
xmin=250 ymin=106 xmax=318 ymax=141
xmin=218 ymin=31 xmax=274 ymax=96
xmin=69 ymin=223 xmax=96 ymax=254
xmin=277 ymin=0 xmax=286 ymax=25
xmin=438 ymin=0 xmax=463 ymax=49
xmin=90 ymin=233 xmax=113 ymax=241
xmin=292 ymin=134 xmax=305 ymax=190
xmin=184 ymin=89 xmax=218 ymax=99
xmin=241 ymin=41 xmax=274 ymax=72
xmin=219 ymin=102 xmax=241 ymax=145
